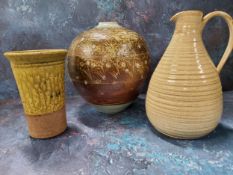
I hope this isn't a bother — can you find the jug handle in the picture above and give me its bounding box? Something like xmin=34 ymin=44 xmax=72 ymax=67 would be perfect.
xmin=202 ymin=11 xmax=233 ymax=73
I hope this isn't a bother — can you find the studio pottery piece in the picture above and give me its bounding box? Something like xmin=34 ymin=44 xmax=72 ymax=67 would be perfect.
xmin=4 ymin=49 xmax=67 ymax=139
xmin=146 ymin=11 xmax=233 ymax=139
xmin=68 ymin=22 xmax=150 ymax=114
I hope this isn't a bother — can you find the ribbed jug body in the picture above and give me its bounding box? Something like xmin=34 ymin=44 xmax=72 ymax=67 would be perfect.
xmin=146 ymin=11 xmax=223 ymax=139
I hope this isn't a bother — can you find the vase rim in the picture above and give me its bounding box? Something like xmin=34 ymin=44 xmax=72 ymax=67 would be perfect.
xmin=96 ymin=21 xmax=122 ymax=28
xmin=4 ymin=49 xmax=67 ymax=64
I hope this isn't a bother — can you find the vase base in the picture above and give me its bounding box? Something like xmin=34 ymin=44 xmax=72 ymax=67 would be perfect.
xmin=93 ymin=101 xmax=133 ymax=114
xmin=25 ymin=107 xmax=67 ymax=139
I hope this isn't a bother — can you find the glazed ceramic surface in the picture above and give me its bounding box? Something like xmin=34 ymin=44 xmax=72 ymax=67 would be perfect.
xmin=68 ymin=22 xmax=150 ymax=113
xmin=146 ymin=11 xmax=233 ymax=139
xmin=4 ymin=49 xmax=67 ymax=138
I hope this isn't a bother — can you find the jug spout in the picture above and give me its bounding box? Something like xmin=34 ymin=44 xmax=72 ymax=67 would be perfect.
xmin=170 ymin=10 xmax=204 ymax=23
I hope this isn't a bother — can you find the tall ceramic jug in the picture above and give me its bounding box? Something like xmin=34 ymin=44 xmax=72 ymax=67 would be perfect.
xmin=146 ymin=11 xmax=233 ymax=139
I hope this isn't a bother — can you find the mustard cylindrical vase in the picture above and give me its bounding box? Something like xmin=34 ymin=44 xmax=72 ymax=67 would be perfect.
xmin=4 ymin=49 xmax=67 ymax=139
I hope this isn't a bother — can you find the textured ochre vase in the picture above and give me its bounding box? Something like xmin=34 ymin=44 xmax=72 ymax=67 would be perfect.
xmin=146 ymin=11 xmax=233 ymax=139
xmin=4 ymin=49 xmax=67 ymax=139
xmin=68 ymin=22 xmax=150 ymax=114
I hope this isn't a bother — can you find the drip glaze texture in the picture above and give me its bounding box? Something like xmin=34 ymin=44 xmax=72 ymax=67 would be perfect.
xmin=146 ymin=11 xmax=233 ymax=139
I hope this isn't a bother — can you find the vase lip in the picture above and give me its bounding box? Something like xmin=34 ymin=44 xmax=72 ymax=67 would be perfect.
xmin=4 ymin=49 xmax=67 ymax=64
xmin=96 ymin=21 xmax=122 ymax=28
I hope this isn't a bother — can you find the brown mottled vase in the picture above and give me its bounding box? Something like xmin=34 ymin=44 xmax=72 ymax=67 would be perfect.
xmin=4 ymin=49 xmax=67 ymax=139
xmin=146 ymin=11 xmax=233 ymax=139
xmin=68 ymin=22 xmax=150 ymax=114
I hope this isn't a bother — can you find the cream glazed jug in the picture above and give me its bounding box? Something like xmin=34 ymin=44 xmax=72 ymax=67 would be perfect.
xmin=146 ymin=11 xmax=233 ymax=139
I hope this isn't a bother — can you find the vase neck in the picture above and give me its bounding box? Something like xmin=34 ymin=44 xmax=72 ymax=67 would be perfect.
xmin=96 ymin=22 xmax=122 ymax=28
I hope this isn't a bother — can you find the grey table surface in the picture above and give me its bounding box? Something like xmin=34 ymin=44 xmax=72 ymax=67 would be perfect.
xmin=0 ymin=92 xmax=233 ymax=175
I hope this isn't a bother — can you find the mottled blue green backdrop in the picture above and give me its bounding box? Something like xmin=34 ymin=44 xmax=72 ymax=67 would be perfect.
xmin=0 ymin=0 xmax=233 ymax=99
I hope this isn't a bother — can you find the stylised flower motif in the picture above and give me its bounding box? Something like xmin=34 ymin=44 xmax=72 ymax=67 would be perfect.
xmin=83 ymin=45 xmax=93 ymax=55
xmin=86 ymin=60 xmax=90 ymax=66
xmin=120 ymin=62 xmax=126 ymax=68
xmin=105 ymin=63 xmax=111 ymax=68
xmin=135 ymin=63 xmax=141 ymax=68
xmin=117 ymin=44 xmax=129 ymax=56
xmin=80 ymin=62 xmax=85 ymax=67
xmin=91 ymin=62 xmax=96 ymax=68
xmin=102 ymin=75 xmax=106 ymax=80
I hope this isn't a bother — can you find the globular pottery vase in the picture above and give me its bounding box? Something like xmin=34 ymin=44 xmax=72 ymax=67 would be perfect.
xmin=146 ymin=11 xmax=233 ymax=139
xmin=4 ymin=49 xmax=67 ymax=139
xmin=68 ymin=22 xmax=150 ymax=114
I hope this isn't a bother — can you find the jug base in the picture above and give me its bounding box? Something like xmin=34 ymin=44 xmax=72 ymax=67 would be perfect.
xmin=154 ymin=125 xmax=218 ymax=140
